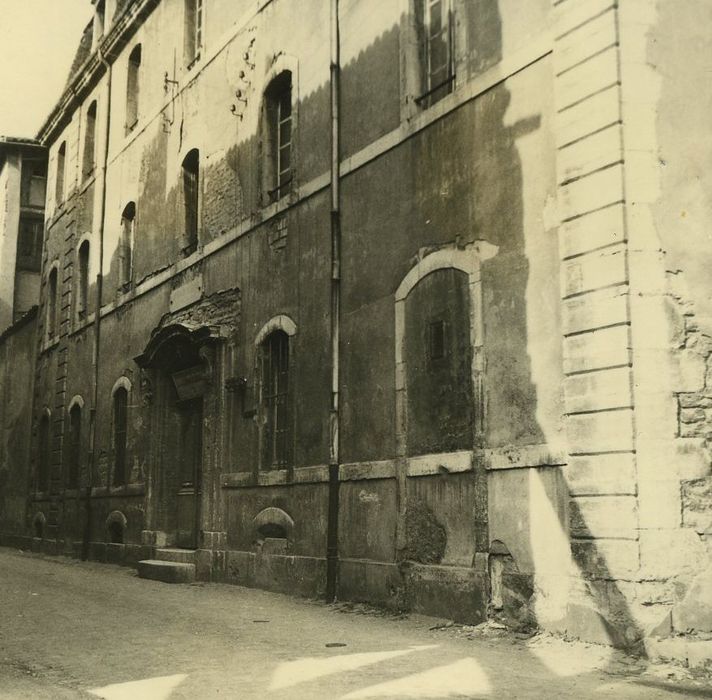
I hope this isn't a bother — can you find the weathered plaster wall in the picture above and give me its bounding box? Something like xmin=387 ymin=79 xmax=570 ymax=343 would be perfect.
xmin=628 ymin=0 xmax=712 ymax=659
xmin=0 ymin=155 xmax=21 ymax=331
xmin=0 ymin=314 xmax=37 ymax=541
xmin=19 ymin=0 xmax=577 ymax=634
xmin=652 ymin=0 xmax=712 ymax=336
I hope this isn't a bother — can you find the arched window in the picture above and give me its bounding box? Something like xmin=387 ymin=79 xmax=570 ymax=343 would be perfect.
xmin=77 ymin=240 xmax=90 ymax=320
xmin=120 ymin=202 xmax=135 ymax=288
xmin=66 ymin=403 xmax=82 ymax=489
xmin=112 ymin=386 xmax=129 ymax=486
xmin=106 ymin=511 xmax=127 ymax=544
xmin=37 ymin=412 xmax=51 ymax=492
xmin=55 ymin=141 xmax=66 ymax=204
xmin=94 ymin=0 xmax=106 ymax=41
xmin=184 ymin=0 xmax=203 ymax=68
xmin=182 ymin=149 xmax=199 ymax=253
xmin=259 ymin=330 xmax=291 ymax=468
xmin=82 ymin=101 xmax=97 ymax=180
xmin=264 ymin=71 xmax=293 ymax=202
xmin=46 ymin=266 xmax=58 ymax=339
xmin=126 ymin=44 xmax=141 ymax=134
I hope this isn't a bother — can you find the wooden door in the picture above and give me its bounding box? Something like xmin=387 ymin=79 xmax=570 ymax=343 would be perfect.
xmin=175 ymin=399 xmax=203 ymax=549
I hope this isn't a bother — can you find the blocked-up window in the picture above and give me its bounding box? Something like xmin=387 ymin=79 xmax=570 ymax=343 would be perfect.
xmin=37 ymin=413 xmax=51 ymax=492
xmin=66 ymin=404 xmax=81 ymax=489
xmin=113 ymin=387 xmax=128 ymax=486
xmin=55 ymin=141 xmax=66 ymax=204
xmin=403 ymin=268 xmax=473 ymax=455
xmin=182 ymin=149 xmax=199 ymax=253
xmin=77 ymin=240 xmax=90 ymax=319
xmin=82 ymin=101 xmax=97 ymax=180
xmin=125 ymin=44 xmax=141 ymax=134
xmin=46 ymin=267 xmax=58 ymax=339
xmin=119 ymin=202 xmax=135 ymax=287
xmin=260 ymin=330 xmax=290 ymax=468
xmin=184 ymin=0 xmax=203 ymax=68
xmin=264 ymin=72 xmax=293 ymax=202
xmin=416 ymin=0 xmax=454 ymax=107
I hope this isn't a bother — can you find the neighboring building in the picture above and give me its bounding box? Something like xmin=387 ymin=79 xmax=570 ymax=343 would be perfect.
xmin=0 ymin=137 xmax=46 ymax=330
xmin=0 ymin=138 xmax=45 ymax=546
xmin=1 ymin=0 xmax=712 ymax=666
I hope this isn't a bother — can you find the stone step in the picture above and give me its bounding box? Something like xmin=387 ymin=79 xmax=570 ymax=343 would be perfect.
xmin=137 ymin=560 xmax=196 ymax=584
xmin=155 ymin=548 xmax=197 ymax=564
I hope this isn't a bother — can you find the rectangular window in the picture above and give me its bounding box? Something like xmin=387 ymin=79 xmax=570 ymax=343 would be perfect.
xmin=21 ymin=158 xmax=47 ymax=208
xmin=16 ymin=215 xmax=44 ymax=272
xmin=417 ymin=0 xmax=454 ymax=107
xmin=28 ymin=174 xmax=47 ymax=208
xmin=185 ymin=0 xmax=203 ymax=68
xmin=277 ymin=90 xmax=292 ymax=196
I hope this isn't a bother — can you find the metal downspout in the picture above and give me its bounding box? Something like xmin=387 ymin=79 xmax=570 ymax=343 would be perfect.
xmin=83 ymin=49 xmax=111 ymax=560
xmin=326 ymin=0 xmax=341 ymax=602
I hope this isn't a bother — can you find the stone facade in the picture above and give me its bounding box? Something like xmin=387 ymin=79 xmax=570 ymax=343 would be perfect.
xmin=0 ymin=0 xmax=711 ymax=667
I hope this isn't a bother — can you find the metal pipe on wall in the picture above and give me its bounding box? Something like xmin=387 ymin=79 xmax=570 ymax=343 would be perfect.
xmin=326 ymin=0 xmax=341 ymax=602
xmin=83 ymin=49 xmax=112 ymax=560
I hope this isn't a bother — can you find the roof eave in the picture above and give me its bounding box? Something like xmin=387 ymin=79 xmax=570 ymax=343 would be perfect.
xmin=36 ymin=0 xmax=160 ymax=146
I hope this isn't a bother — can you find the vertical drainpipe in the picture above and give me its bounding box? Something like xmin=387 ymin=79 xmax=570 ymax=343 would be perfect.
xmin=83 ymin=50 xmax=111 ymax=560
xmin=326 ymin=0 xmax=341 ymax=602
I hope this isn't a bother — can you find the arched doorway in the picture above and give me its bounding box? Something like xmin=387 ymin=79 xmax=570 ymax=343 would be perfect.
xmin=136 ymin=323 xmax=216 ymax=549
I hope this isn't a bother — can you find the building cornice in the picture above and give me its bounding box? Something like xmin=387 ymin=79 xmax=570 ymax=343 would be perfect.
xmin=36 ymin=0 xmax=160 ymax=146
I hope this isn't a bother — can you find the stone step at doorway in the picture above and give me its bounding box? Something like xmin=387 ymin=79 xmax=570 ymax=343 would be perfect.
xmin=137 ymin=549 xmax=196 ymax=584
xmin=154 ymin=547 xmax=197 ymax=564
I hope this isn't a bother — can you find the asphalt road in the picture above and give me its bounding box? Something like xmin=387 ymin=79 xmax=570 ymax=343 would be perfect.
xmin=0 ymin=547 xmax=710 ymax=699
